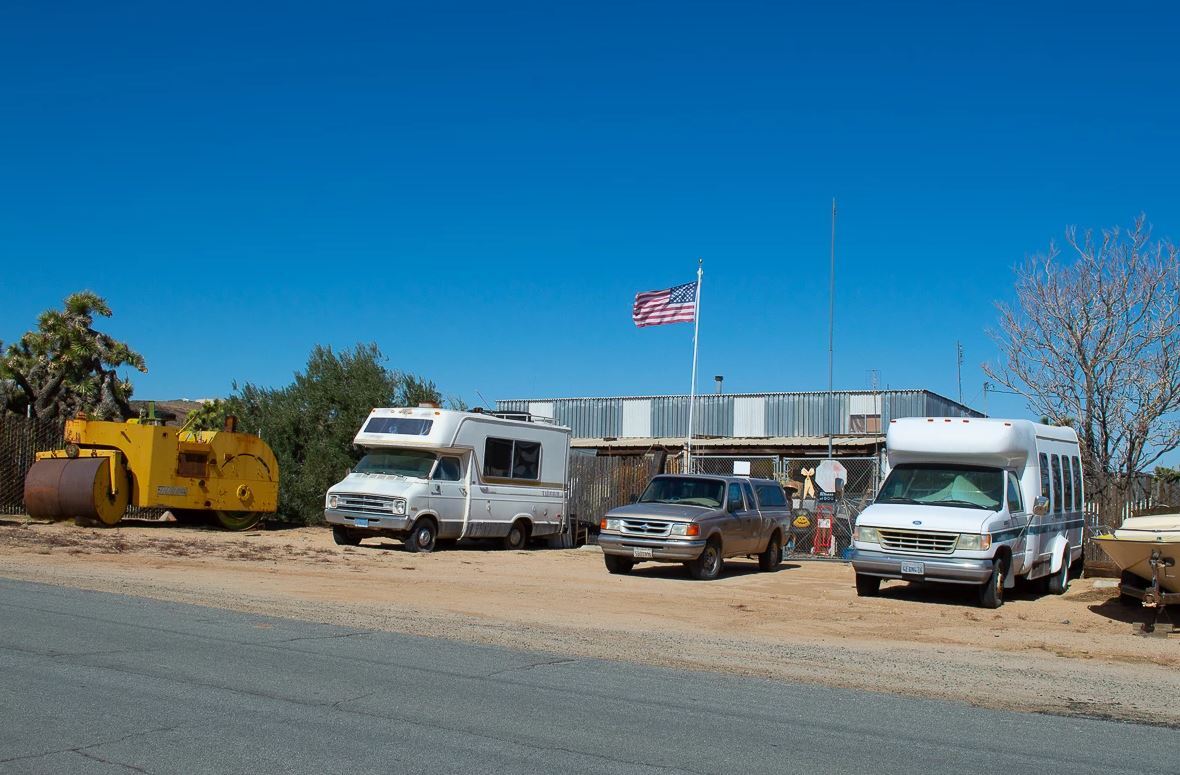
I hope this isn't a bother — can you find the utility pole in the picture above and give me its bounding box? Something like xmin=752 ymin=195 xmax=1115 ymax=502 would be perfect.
xmin=956 ymin=341 xmax=964 ymax=404
xmin=828 ymin=198 xmax=836 ymax=461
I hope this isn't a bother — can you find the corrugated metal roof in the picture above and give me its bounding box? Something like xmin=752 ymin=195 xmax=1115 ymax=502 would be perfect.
xmin=572 ymin=435 xmax=883 ymax=449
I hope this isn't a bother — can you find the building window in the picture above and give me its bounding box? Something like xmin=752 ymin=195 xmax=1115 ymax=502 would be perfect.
xmin=849 ymin=414 xmax=882 ymax=434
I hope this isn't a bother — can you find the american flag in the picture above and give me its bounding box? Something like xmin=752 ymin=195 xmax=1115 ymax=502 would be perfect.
xmin=632 ymin=281 xmax=698 ymax=327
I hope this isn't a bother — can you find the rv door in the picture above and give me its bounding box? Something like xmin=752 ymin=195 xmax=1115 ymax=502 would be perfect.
xmin=429 ymin=454 xmax=467 ymax=539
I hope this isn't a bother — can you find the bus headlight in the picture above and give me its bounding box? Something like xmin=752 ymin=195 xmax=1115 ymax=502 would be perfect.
xmin=957 ymin=533 xmax=991 ymax=550
xmin=853 ymin=525 xmax=880 ymax=544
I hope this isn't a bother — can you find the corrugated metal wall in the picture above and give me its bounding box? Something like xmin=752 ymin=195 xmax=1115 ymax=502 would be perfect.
xmin=497 ymin=390 xmax=983 ymax=439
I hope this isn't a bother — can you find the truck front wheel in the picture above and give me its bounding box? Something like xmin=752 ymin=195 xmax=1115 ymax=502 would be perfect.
xmin=604 ymin=554 xmax=634 ymax=575
xmin=855 ymin=573 xmax=880 ymax=597
xmin=688 ymin=540 xmax=724 ymax=581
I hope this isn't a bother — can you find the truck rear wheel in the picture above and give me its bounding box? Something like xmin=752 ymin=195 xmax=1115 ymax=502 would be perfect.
xmin=604 ymin=554 xmax=634 ymax=575
xmin=758 ymin=534 xmax=782 ymax=572
xmin=855 ymin=573 xmax=880 ymax=597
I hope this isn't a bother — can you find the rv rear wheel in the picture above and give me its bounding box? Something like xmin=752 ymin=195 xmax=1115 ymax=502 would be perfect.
xmin=405 ymin=518 xmax=438 ymax=553
xmin=1047 ymin=546 xmax=1071 ymax=595
xmin=604 ymin=554 xmax=634 ymax=575
xmin=978 ymin=558 xmax=1005 ymax=609
xmin=502 ymin=520 xmax=529 ymax=551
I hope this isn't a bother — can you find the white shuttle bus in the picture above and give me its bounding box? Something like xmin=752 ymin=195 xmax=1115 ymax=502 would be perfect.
xmin=851 ymin=417 xmax=1085 ymax=608
xmin=325 ymin=406 xmax=571 ymax=552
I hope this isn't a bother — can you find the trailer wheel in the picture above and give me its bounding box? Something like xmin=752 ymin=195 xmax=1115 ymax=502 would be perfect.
xmin=332 ymin=525 xmax=361 ymax=546
xmin=404 ymin=518 xmax=438 ymax=553
xmin=1047 ymin=545 xmax=1070 ymax=595
xmin=502 ymin=520 xmax=529 ymax=551
xmin=604 ymin=554 xmax=634 ymax=575
xmin=978 ymin=557 xmax=1006 ymax=609
xmin=855 ymin=573 xmax=880 ymax=597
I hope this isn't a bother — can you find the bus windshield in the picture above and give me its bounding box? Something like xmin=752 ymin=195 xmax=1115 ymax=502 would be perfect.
xmin=354 ymin=449 xmax=437 ymax=479
xmin=876 ymin=464 xmax=1003 ymax=511
xmin=638 ymin=477 xmax=726 ymax=508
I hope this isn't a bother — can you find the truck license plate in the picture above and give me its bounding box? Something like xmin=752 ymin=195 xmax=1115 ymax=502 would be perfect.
xmin=632 ymin=547 xmax=654 ymax=559
xmin=353 ymin=518 xmax=369 ymax=528
xmin=900 ymin=561 xmax=924 ymax=576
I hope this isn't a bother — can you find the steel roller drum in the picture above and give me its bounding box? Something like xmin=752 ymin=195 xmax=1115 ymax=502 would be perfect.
xmin=24 ymin=456 xmax=129 ymax=525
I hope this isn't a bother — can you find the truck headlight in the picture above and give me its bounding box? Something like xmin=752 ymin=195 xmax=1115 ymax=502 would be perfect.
xmin=327 ymin=494 xmax=339 ymax=509
xmin=957 ymin=533 xmax=991 ymax=550
xmin=669 ymin=523 xmax=701 ymax=537
xmin=853 ymin=525 xmax=880 ymax=544
xmin=600 ymin=518 xmax=622 ymax=531
xmin=392 ymin=499 xmax=407 ymax=515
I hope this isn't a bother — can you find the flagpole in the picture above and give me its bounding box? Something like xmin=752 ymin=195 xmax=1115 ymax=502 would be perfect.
xmin=686 ymin=258 xmax=703 ymax=472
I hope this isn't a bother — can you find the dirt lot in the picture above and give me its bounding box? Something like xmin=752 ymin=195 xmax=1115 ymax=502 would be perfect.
xmin=2 ymin=517 xmax=1177 ymax=727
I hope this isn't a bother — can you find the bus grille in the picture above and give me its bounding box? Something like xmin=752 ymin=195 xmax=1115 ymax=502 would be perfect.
xmin=879 ymin=529 xmax=958 ymax=554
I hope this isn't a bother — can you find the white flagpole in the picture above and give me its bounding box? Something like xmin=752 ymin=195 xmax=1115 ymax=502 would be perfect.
xmin=686 ymin=258 xmax=703 ymax=472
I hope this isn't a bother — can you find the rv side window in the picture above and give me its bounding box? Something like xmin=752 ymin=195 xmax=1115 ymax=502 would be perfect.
xmin=1006 ymin=473 xmax=1023 ymax=512
xmin=1071 ymin=457 xmax=1084 ymax=510
xmin=1052 ymin=454 xmax=1064 ymax=513
xmin=484 ymin=438 xmax=513 ymax=478
xmin=1062 ymin=457 xmax=1074 ymax=512
xmin=483 ymin=438 xmax=541 ymax=481
xmin=1039 ymin=453 xmax=1051 ymax=501
xmin=512 ymin=441 xmax=541 ymax=480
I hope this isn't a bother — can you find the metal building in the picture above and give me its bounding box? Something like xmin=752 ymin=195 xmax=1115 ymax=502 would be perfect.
xmin=495 ymin=389 xmax=983 ymax=457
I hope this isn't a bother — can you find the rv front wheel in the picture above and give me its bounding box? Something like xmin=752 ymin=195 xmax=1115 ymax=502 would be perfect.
xmin=978 ymin=558 xmax=1005 ymax=609
xmin=332 ymin=525 xmax=362 ymax=547
xmin=405 ymin=518 xmax=438 ymax=553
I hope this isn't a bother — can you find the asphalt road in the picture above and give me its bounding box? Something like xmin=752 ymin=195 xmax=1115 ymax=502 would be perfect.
xmin=0 ymin=578 xmax=1174 ymax=775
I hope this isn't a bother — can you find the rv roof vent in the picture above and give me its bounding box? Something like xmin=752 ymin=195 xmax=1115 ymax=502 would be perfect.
xmin=418 ymin=402 xmax=440 ymax=409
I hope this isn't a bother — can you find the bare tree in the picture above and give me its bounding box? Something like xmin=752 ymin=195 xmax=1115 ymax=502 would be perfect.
xmin=985 ymin=215 xmax=1180 ymax=505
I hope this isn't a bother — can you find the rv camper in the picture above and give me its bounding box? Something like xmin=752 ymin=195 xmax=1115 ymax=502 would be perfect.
xmin=851 ymin=417 xmax=1085 ymax=608
xmin=325 ymin=406 xmax=571 ymax=552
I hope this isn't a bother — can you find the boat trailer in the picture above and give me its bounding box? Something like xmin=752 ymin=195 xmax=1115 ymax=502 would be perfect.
xmin=1120 ymin=548 xmax=1179 ymax=635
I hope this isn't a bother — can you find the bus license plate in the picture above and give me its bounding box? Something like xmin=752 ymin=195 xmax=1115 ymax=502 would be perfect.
xmin=632 ymin=547 xmax=654 ymax=559
xmin=354 ymin=518 xmax=369 ymax=528
xmin=900 ymin=561 xmax=924 ymax=576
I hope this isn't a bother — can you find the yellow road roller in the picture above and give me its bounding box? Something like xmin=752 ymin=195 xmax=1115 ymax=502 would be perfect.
xmin=24 ymin=416 xmax=279 ymax=530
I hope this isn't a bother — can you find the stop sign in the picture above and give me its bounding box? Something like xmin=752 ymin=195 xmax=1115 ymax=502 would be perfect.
xmin=815 ymin=459 xmax=847 ymax=493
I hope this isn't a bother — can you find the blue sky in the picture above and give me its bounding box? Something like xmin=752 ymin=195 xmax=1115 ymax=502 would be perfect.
xmin=1 ymin=2 xmax=1177 ymax=449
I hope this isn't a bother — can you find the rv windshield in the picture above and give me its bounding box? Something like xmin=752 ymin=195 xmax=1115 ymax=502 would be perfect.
xmin=638 ymin=477 xmax=726 ymax=508
xmin=876 ymin=464 xmax=1003 ymax=511
xmin=354 ymin=449 xmax=437 ymax=479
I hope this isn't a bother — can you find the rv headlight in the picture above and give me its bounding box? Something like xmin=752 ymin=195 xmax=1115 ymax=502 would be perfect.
xmin=327 ymin=494 xmax=339 ymax=509
xmin=669 ymin=522 xmax=701 ymax=537
xmin=391 ymin=498 xmax=407 ymax=515
xmin=600 ymin=518 xmax=622 ymax=532
xmin=957 ymin=533 xmax=991 ymax=551
xmin=853 ymin=525 xmax=881 ymax=544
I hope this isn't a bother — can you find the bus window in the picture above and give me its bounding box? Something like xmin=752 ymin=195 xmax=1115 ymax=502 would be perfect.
xmin=1052 ymin=454 xmax=1064 ymax=513
xmin=1062 ymin=457 xmax=1074 ymax=512
xmin=1039 ymin=453 xmax=1051 ymax=504
xmin=1071 ymin=457 xmax=1084 ymax=510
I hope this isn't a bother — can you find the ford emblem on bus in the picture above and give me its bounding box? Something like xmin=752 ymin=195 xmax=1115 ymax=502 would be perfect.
xmin=912 ymin=520 xmax=922 ymax=525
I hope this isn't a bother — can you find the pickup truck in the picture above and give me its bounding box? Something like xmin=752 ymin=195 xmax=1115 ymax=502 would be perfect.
xmin=597 ymin=474 xmax=792 ymax=580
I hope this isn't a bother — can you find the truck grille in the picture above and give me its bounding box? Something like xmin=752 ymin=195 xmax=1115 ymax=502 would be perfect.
xmin=621 ymin=519 xmax=672 ymax=538
xmin=879 ymin=529 xmax=958 ymax=554
xmin=337 ymin=494 xmax=399 ymax=515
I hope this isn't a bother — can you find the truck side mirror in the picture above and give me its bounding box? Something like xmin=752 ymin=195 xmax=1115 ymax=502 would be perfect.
xmin=1032 ymin=496 xmax=1049 ymax=517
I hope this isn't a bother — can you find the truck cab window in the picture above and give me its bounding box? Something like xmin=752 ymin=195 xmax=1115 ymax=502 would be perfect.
xmin=727 ymin=483 xmax=744 ymax=512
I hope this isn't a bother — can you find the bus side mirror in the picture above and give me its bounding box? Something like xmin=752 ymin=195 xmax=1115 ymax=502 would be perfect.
xmin=1032 ymin=496 xmax=1049 ymax=517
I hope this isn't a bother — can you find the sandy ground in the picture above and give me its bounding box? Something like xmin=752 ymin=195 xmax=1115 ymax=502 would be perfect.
xmin=2 ymin=517 xmax=1177 ymax=727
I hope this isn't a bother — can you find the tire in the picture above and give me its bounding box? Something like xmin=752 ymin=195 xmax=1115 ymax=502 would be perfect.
xmin=855 ymin=573 xmax=880 ymax=597
xmin=502 ymin=520 xmax=529 ymax=551
xmin=688 ymin=540 xmax=724 ymax=581
xmin=978 ymin=557 xmax=1006 ymax=609
xmin=213 ymin=510 xmax=265 ymax=531
xmin=1047 ymin=546 xmax=1070 ymax=595
xmin=332 ymin=525 xmax=361 ymax=546
xmin=758 ymin=533 xmax=782 ymax=572
xmin=404 ymin=518 xmax=438 ymax=553
xmin=604 ymin=554 xmax=634 ymax=575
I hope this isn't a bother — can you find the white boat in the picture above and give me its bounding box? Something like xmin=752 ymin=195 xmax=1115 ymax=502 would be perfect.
xmin=1093 ymin=513 xmax=1180 ymax=594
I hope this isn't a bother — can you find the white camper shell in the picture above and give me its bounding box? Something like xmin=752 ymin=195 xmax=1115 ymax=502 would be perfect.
xmin=325 ymin=407 xmax=571 ymax=552
xmin=850 ymin=417 xmax=1085 ymax=608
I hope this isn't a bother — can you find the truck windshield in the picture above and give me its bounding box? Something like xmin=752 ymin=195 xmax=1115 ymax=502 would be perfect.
xmin=638 ymin=477 xmax=726 ymax=508
xmin=876 ymin=464 xmax=1003 ymax=511
xmin=354 ymin=449 xmax=437 ymax=478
